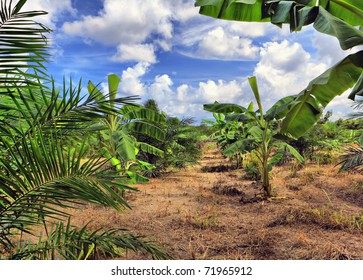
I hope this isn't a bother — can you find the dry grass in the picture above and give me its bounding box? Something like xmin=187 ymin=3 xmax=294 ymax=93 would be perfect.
xmin=68 ymin=142 xmax=363 ymax=260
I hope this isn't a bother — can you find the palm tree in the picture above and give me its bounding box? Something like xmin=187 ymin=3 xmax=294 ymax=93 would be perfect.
xmin=338 ymin=99 xmax=363 ymax=173
xmin=0 ymin=1 xmax=169 ymax=259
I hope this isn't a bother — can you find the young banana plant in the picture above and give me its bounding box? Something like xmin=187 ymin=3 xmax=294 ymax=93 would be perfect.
xmin=205 ymin=76 xmax=304 ymax=197
xmin=195 ymin=0 xmax=363 ymax=139
xmin=88 ymin=74 xmax=166 ymax=184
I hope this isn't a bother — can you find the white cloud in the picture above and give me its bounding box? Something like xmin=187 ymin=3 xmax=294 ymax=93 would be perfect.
xmin=196 ymin=27 xmax=259 ymax=60
xmin=228 ymin=22 xmax=274 ymax=38
xmin=112 ymin=44 xmax=157 ymax=64
xmin=149 ymin=74 xmax=174 ymax=100
xmin=62 ymin=0 xmax=173 ymax=46
xmin=120 ymin=62 xmax=150 ymax=96
xmin=23 ymin=0 xmax=75 ymax=28
xmin=172 ymin=0 xmax=200 ymax=22
xmin=325 ymin=90 xmax=355 ymax=120
xmin=313 ymin=31 xmax=363 ymax=66
xmin=254 ymin=40 xmax=327 ymax=102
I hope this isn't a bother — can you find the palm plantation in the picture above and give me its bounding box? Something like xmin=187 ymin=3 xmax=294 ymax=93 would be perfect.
xmin=0 ymin=0 xmax=362 ymax=261
xmin=0 ymin=0 xmax=168 ymax=260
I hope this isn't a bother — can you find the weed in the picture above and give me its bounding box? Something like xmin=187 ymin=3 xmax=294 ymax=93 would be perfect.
xmin=193 ymin=211 xmax=220 ymax=230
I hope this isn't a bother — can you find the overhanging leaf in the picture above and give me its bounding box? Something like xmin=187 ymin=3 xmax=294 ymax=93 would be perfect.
xmin=313 ymin=7 xmax=363 ymax=50
xmin=281 ymin=51 xmax=363 ymax=138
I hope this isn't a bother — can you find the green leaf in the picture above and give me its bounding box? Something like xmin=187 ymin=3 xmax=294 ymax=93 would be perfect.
xmin=268 ymin=153 xmax=284 ymax=165
xmin=0 ymin=1 xmax=51 ymax=87
xmin=127 ymin=121 xmax=165 ymax=141
xmin=265 ymin=95 xmax=296 ymax=120
xmin=248 ymin=125 xmax=263 ymax=138
xmin=325 ymin=0 xmax=363 ymax=27
xmin=126 ymin=171 xmax=149 ymax=184
xmin=204 ymin=102 xmax=247 ymax=113
xmin=225 ymin=113 xmax=254 ymax=122
xmin=349 ymin=69 xmax=363 ymax=99
xmin=117 ymin=134 xmax=136 ymax=162
xmin=87 ymin=81 xmax=106 ymax=103
xmin=248 ymin=76 xmax=264 ymax=118
xmin=313 ymin=7 xmax=363 ymax=50
xmin=279 ymin=142 xmax=304 ymax=163
xmin=108 ymin=74 xmax=121 ymax=102
xmin=281 ymin=51 xmax=363 ymax=138
xmin=122 ymin=107 xmax=166 ymax=123
xmin=198 ymin=0 xmax=269 ymax=22
xmin=223 ymin=139 xmax=255 ymax=156
xmin=197 ymin=0 xmax=363 ymax=49
xmin=137 ymin=142 xmax=164 ymax=157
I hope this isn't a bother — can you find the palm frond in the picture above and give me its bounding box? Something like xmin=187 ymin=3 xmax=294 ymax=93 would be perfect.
xmin=9 ymin=218 xmax=170 ymax=260
xmin=0 ymin=129 xmax=135 ymax=248
xmin=0 ymin=0 xmax=51 ymax=87
xmin=338 ymin=145 xmax=363 ymax=173
xmin=0 ymin=77 xmax=139 ymax=140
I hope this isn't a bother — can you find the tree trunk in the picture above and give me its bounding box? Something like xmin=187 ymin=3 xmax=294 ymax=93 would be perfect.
xmin=262 ymin=159 xmax=271 ymax=197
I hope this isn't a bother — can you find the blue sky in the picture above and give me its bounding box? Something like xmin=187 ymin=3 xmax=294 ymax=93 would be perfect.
xmin=24 ymin=0 xmax=360 ymax=123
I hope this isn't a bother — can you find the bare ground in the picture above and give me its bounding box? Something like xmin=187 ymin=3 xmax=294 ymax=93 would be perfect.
xmin=70 ymin=142 xmax=363 ymax=260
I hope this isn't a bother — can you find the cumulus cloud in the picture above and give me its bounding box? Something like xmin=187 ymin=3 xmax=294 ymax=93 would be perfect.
xmin=23 ymin=0 xmax=75 ymax=28
xmin=196 ymin=27 xmax=259 ymax=60
xmin=254 ymin=40 xmax=327 ymax=102
xmin=62 ymin=0 xmax=173 ymax=46
xmin=60 ymin=0 xmax=277 ymax=63
xmin=312 ymin=32 xmax=363 ymax=66
xmin=112 ymin=44 xmax=157 ymax=64
xmin=116 ymin=62 xmax=249 ymax=119
xmin=120 ymin=62 xmax=150 ymax=96
xmin=228 ymin=22 xmax=274 ymax=38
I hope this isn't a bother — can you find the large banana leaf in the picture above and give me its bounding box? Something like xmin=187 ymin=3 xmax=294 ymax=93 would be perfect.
xmin=280 ymin=51 xmax=363 ymax=138
xmin=196 ymin=0 xmax=268 ymax=22
xmin=137 ymin=142 xmax=164 ymax=157
xmin=127 ymin=120 xmax=165 ymax=141
xmin=319 ymin=0 xmax=363 ymax=27
xmin=204 ymin=102 xmax=247 ymax=113
xmin=122 ymin=106 xmax=166 ymax=123
xmin=196 ymin=0 xmax=363 ymax=49
xmin=223 ymin=138 xmax=256 ymax=156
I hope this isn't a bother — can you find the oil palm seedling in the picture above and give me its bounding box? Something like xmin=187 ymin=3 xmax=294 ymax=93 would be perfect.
xmin=0 ymin=0 xmax=169 ymax=260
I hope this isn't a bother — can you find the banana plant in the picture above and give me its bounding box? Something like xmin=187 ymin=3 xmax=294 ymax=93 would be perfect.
xmin=205 ymin=76 xmax=304 ymax=197
xmin=195 ymin=0 xmax=363 ymax=138
xmin=0 ymin=1 xmax=169 ymax=260
xmin=203 ymin=111 xmax=248 ymax=167
xmin=88 ymin=74 xmax=166 ymax=183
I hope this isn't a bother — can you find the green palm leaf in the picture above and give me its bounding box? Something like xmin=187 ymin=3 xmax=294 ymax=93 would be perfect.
xmin=0 ymin=0 xmax=51 ymax=87
xmin=9 ymin=219 xmax=170 ymax=260
xmin=338 ymin=145 xmax=363 ymax=173
xmin=0 ymin=130 xmax=134 ymax=248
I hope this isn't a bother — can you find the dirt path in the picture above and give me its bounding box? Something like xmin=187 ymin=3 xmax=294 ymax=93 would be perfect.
xmin=72 ymin=142 xmax=363 ymax=259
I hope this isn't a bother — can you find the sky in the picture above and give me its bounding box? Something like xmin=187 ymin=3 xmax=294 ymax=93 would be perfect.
xmin=23 ymin=0 xmax=362 ymax=123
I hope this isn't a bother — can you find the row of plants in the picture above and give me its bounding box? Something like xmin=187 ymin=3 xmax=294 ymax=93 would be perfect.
xmin=0 ymin=1 xmax=207 ymax=260
xmin=198 ymin=0 xmax=363 ymax=196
